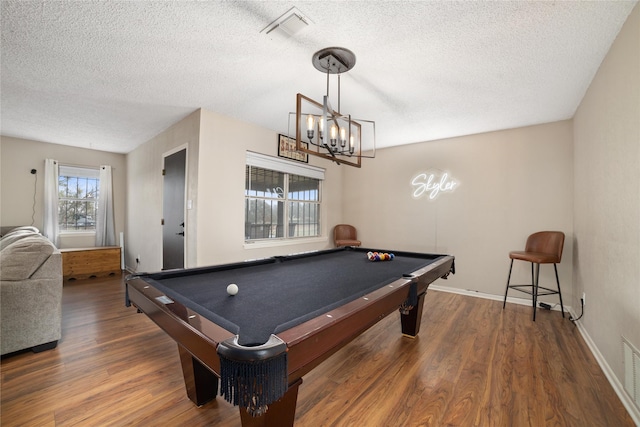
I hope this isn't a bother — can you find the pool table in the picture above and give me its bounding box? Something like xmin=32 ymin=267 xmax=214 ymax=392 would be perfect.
xmin=125 ymin=246 xmax=454 ymax=426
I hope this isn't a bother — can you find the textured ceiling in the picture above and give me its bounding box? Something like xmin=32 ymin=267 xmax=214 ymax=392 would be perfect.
xmin=1 ymin=1 xmax=637 ymax=154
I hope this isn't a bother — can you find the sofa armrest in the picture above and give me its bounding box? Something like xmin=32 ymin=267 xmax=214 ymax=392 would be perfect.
xmin=30 ymin=252 xmax=62 ymax=280
xmin=1 ymin=236 xmax=56 ymax=280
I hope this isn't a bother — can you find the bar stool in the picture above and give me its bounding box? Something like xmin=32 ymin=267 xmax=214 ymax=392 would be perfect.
xmin=502 ymin=231 xmax=565 ymax=321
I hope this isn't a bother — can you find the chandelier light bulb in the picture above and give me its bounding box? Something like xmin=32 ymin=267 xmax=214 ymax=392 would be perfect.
xmin=330 ymin=124 xmax=338 ymax=147
xmin=307 ymin=115 xmax=315 ymax=139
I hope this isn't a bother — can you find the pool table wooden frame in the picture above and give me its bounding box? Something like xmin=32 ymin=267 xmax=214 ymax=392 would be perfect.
xmin=126 ymin=249 xmax=454 ymax=427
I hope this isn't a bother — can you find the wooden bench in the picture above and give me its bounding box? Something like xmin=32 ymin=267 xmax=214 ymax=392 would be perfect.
xmin=60 ymin=246 xmax=121 ymax=281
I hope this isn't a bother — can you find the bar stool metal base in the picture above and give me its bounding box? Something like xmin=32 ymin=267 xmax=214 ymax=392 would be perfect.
xmin=502 ymin=260 xmax=565 ymax=321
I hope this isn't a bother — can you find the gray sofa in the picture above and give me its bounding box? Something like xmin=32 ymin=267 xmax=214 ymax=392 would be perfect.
xmin=1 ymin=227 xmax=63 ymax=355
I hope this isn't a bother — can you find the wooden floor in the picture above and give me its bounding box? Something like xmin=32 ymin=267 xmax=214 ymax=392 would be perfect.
xmin=1 ymin=273 xmax=634 ymax=427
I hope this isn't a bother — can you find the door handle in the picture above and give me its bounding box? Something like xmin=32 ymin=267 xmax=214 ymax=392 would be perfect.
xmin=176 ymin=232 xmax=185 ymax=236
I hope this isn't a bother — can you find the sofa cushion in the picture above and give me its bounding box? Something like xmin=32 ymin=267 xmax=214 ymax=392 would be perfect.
xmin=1 ymin=225 xmax=39 ymax=237
xmin=1 ymin=236 xmax=55 ymax=280
xmin=5 ymin=226 xmax=39 ymax=234
xmin=0 ymin=229 xmax=41 ymax=251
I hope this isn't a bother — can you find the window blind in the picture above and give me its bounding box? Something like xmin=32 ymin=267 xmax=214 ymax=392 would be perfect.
xmin=59 ymin=165 xmax=100 ymax=179
xmin=246 ymin=151 xmax=325 ymax=180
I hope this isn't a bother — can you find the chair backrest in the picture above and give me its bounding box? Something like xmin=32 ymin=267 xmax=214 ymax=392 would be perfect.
xmin=334 ymin=224 xmax=357 ymax=241
xmin=525 ymin=231 xmax=565 ymax=262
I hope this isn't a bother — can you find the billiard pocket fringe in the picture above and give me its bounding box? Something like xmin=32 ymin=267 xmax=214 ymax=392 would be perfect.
xmin=218 ymin=341 xmax=288 ymax=416
xmin=399 ymin=280 xmax=419 ymax=314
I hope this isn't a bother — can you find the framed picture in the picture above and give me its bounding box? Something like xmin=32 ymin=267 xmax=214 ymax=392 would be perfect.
xmin=278 ymin=134 xmax=308 ymax=163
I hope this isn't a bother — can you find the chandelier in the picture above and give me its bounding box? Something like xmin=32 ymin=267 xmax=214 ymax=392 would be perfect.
xmin=289 ymin=47 xmax=376 ymax=167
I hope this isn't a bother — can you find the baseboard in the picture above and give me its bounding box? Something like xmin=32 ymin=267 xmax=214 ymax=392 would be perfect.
xmin=569 ymin=308 xmax=640 ymax=425
xmin=429 ymin=284 xmax=640 ymax=425
xmin=429 ymin=284 xmax=570 ymax=312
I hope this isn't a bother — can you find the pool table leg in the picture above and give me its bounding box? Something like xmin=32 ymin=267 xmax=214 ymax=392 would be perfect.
xmin=239 ymin=378 xmax=302 ymax=427
xmin=401 ymin=291 xmax=426 ymax=337
xmin=177 ymin=344 xmax=218 ymax=406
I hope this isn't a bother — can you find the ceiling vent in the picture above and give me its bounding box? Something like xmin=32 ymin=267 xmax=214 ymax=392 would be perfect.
xmin=261 ymin=7 xmax=312 ymax=39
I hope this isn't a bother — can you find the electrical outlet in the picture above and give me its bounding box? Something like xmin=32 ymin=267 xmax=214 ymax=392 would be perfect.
xmin=582 ymin=292 xmax=586 ymax=306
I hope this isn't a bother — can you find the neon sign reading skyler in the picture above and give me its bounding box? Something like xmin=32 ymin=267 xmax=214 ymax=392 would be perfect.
xmin=411 ymin=172 xmax=458 ymax=200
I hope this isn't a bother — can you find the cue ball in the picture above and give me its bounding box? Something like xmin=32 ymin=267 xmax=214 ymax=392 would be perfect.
xmin=227 ymin=284 xmax=239 ymax=296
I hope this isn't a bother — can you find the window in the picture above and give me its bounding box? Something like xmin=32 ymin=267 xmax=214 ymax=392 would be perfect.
xmin=245 ymin=152 xmax=324 ymax=242
xmin=58 ymin=166 xmax=100 ymax=232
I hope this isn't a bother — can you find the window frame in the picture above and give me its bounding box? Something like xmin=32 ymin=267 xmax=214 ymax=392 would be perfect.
xmin=245 ymin=152 xmax=324 ymax=244
xmin=57 ymin=165 xmax=100 ymax=234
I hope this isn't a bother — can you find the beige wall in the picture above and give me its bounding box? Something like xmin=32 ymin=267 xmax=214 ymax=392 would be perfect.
xmin=125 ymin=109 xmax=200 ymax=272
xmin=0 ymin=136 xmax=126 ymax=248
xmin=343 ymin=121 xmax=574 ymax=300
xmin=573 ymin=2 xmax=640 ymax=411
xmin=126 ymin=108 xmax=344 ymax=272
xmin=195 ymin=109 xmax=343 ymax=266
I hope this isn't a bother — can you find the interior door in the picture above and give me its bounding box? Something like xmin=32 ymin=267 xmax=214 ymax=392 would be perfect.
xmin=162 ymin=148 xmax=186 ymax=270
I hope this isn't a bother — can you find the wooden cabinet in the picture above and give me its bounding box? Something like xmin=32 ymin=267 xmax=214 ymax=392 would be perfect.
xmin=60 ymin=246 xmax=121 ymax=281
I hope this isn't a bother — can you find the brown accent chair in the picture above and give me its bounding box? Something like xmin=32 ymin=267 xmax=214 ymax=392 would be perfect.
xmin=333 ymin=224 xmax=361 ymax=248
xmin=502 ymin=231 xmax=565 ymax=321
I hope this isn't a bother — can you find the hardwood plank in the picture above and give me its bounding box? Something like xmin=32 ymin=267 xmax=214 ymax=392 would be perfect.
xmin=0 ymin=274 xmax=634 ymax=426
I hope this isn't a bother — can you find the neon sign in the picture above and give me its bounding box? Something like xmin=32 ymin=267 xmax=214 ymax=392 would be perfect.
xmin=411 ymin=171 xmax=458 ymax=200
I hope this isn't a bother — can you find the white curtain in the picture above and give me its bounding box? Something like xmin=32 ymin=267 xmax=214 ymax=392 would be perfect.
xmin=43 ymin=158 xmax=59 ymax=246
xmin=96 ymin=165 xmax=116 ymax=246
